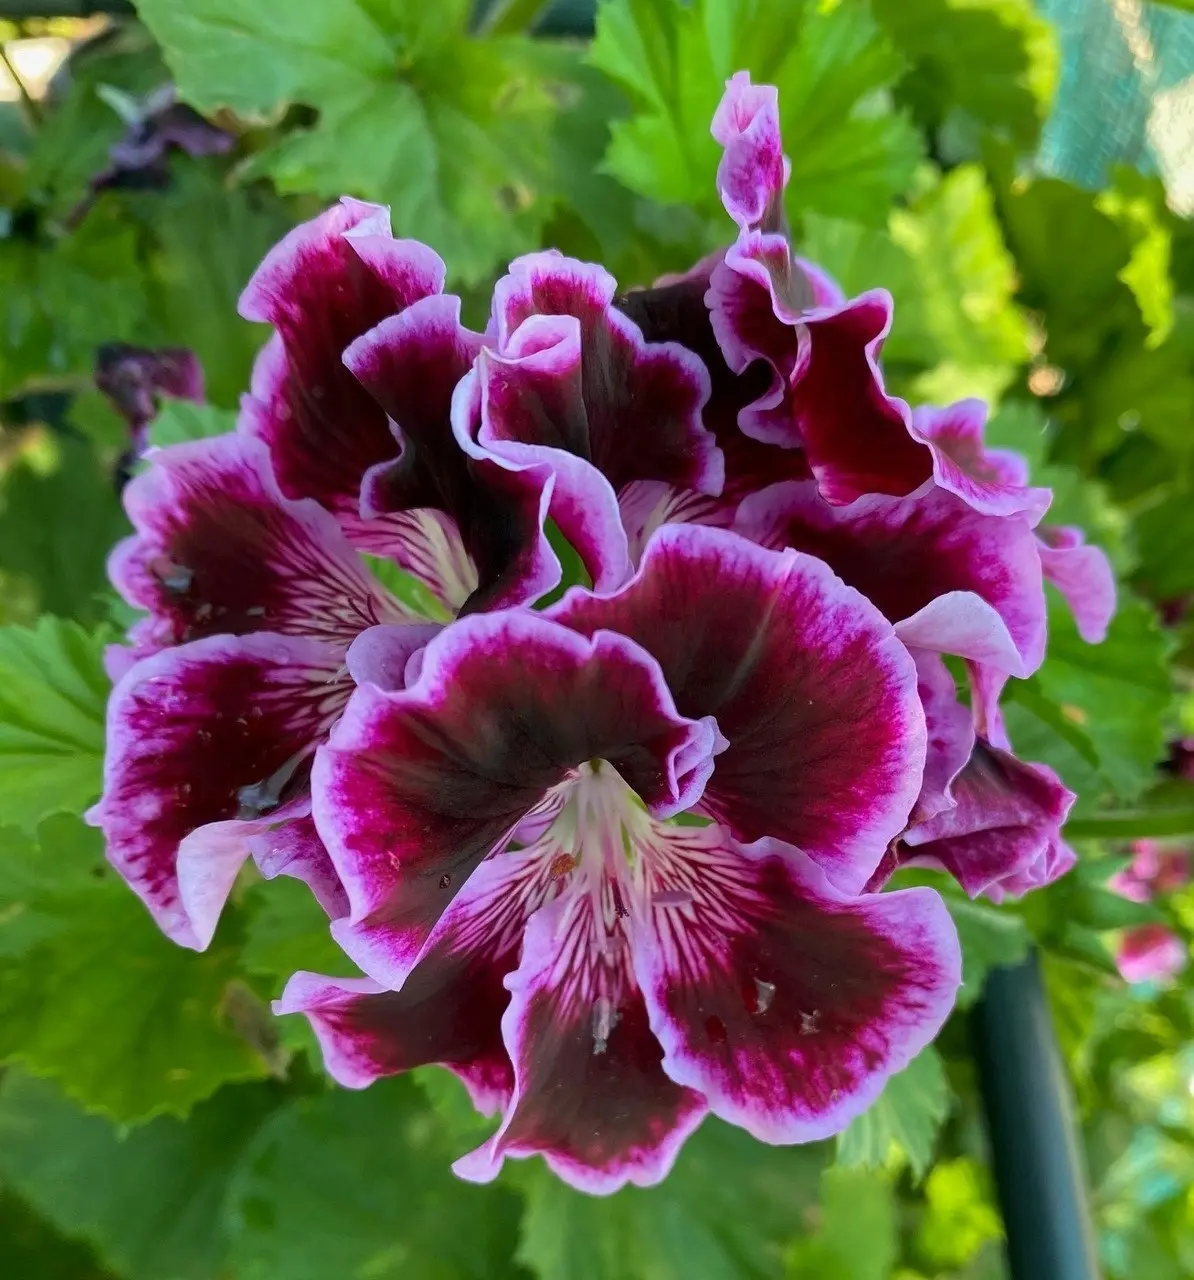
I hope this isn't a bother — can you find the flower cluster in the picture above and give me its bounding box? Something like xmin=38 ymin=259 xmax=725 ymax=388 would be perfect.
xmin=1110 ymin=840 xmax=1190 ymax=983
xmin=90 ymin=73 xmax=1114 ymax=1192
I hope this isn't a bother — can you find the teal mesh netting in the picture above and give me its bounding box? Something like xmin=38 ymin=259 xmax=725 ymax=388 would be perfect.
xmin=1038 ymin=0 xmax=1194 ymax=203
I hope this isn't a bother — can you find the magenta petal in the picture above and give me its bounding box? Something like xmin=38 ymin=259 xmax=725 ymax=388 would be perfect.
xmin=550 ymin=524 xmax=925 ymax=893
xmin=1037 ymin=525 xmax=1116 ymax=644
xmin=738 ymin=481 xmax=1047 ymax=677
xmin=912 ymin=651 xmax=975 ymax=824
xmin=635 ymin=827 xmax=960 ymax=1144
xmin=89 ymin=634 xmax=347 ymax=948
xmin=345 ymin=623 xmax=442 ymax=691
xmin=111 ymin=433 xmax=406 ymax=665
xmin=345 ymin=295 xmax=557 ymax=612
xmin=238 ymin=199 xmax=445 ymax=540
xmin=276 ymin=848 xmax=562 ymax=1108
xmin=903 ymin=743 xmax=1076 ymax=899
xmin=1117 ymin=923 xmax=1187 ymax=984
xmin=490 ymin=251 xmax=722 ymax=497
xmin=313 ymin=612 xmax=721 ymax=986
xmin=909 ymin=401 xmax=1051 ymax=523
xmin=454 ymin=887 xmax=707 ymax=1193
xmin=711 ymin=71 xmax=790 ymax=232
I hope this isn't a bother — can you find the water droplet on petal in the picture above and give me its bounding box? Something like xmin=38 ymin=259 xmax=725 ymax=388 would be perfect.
xmin=752 ymin=978 xmax=776 ymax=1016
xmin=705 ymin=1014 xmax=727 ymax=1044
xmin=439 ymin=874 xmax=452 ymax=890
xmin=799 ymin=1010 xmax=821 ymax=1035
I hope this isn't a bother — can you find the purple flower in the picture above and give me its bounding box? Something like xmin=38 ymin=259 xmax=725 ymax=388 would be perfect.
xmin=95 ymin=342 xmax=205 ymax=449
xmin=88 ymin=69 xmax=1121 ymax=1192
xmin=1116 ymin=924 xmax=1187 ymax=984
xmin=281 ymin=527 xmax=959 ymax=1190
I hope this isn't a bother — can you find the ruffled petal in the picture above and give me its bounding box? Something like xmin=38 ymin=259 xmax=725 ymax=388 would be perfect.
xmin=345 ymin=295 xmax=558 ymax=612
xmin=900 ymin=742 xmax=1076 ymax=899
xmin=550 ymin=524 xmax=925 ymax=892
xmin=909 ymin=401 xmax=1051 ymax=523
xmin=912 ymin=651 xmax=975 ymax=825
xmin=109 ymin=434 xmax=408 ymax=667
xmin=633 ymin=825 xmax=960 ymax=1143
xmin=313 ymin=612 xmax=722 ymax=985
xmin=708 ymin=234 xmax=935 ymax=504
xmin=711 ymin=71 xmax=790 ymax=232
xmin=88 ymin=633 xmax=348 ymax=948
xmin=456 ymin=319 xmax=632 ymax=592
xmin=738 ymin=481 xmax=1047 ymax=677
xmin=238 ymin=199 xmax=445 ymax=544
xmin=345 ymin=622 xmax=442 ymax=691
xmin=615 ymin=274 xmax=811 ymax=509
xmin=1037 ymin=525 xmax=1116 ymax=644
xmin=277 ymin=848 xmax=562 ymax=1109
xmin=489 ymin=251 xmax=721 ymax=496
xmin=454 ymin=884 xmax=707 ymax=1193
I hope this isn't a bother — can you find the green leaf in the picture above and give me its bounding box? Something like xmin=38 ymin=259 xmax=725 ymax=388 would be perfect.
xmin=146 ymin=400 xmax=238 ymax=449
xmin=1030 ymin=591 xmax=1174 ymax=802
xmin=0 ymin=1073 xmax=283 ymax=1280
xmin=138 ymin=163 xmax=293 ymax=408
xmin=1134 ymin=491 xmax=1194 ymax=600
xmin=0 ymin=433 xmax=127 ymax=626
xmin=0 ymin=815 xmax=268 ymax=1122
xmin=225 ymin=1076 xmax=525 ymax=1279
xmin=784 ymin=1166 xmax=897 ymax=1280
xmin=891 ymin=164 xmax=1030 ymax=402
xmin=946 ymin=892 xmax=1032 ymax=1009
xmin=136 ymin=0 xmax=558 ymax=284
xmin=773 ymin=0 xmax=921 ymax=224
xmin=591 ymin=0 xmax=920 ymax=223
xmin=242 ymin=876 xmax=359 ymax=988
xmin=873 ymin=0 xmax=1057 ymax=149
xmin=0 ymin=208 xmax=147 ymax=399
xmin=799 ymin=214 xmax=938 ymax=368
xmin=0 ymin=617 xmax=109 ymax=834
xmin=915 ymin=1156 xmax=1003 ymax=1269
xmin=360 ymin=553 xmax=453 ymax=622
xmin=517 ymin=1117 xmax=824 ymax=1280
xmin=1096 ymin=172 xmax=1175 ymax=350
xmin=836 ymin=1046 xmax=950 ymax=1180
xmin=0 ymin=1185 xmax=115 ymax=1280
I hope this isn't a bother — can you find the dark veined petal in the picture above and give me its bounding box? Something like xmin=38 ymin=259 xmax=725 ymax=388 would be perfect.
xmin=346 ymin=294 xmax=558 ymax=612
xmin=454 ymin=883 xmax=707 ymax=1194
xmin=312 ymin=611 xmax=721 ymax=986
xmin=108 ymin=433 xmax=409 ymax=668
xmin=1037 ymin=525 xmax=1116 ymax=644
xmin=276 ymin=848 xmax=563 ymax=1111
xmin=238 ymin=198 xmax=445 ymax=547
xmin=550 ymin=524 xmax=925 ymax=893
xmin=737 ymin=481 xmax=1047 ymax=678
xmin=633 ymin=825 xmax=960 ymax=1143
xmin=88 ymin=633 xmax=348 ymax=949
